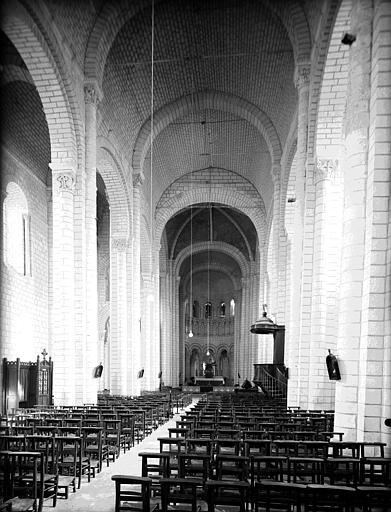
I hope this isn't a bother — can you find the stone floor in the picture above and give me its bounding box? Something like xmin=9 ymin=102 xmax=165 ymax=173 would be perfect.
xmin=52 ymin=401 xmax=197 ymax=512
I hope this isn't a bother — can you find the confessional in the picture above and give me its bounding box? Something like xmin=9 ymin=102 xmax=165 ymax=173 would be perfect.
xmin=2 ymin=350 xmax=53 ymax=413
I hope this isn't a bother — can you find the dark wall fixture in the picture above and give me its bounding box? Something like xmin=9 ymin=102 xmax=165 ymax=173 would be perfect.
xmin=341 ymin=32 xmax=356 ymax=45
xmin=326 ymin=349 xmax=341 ymax=380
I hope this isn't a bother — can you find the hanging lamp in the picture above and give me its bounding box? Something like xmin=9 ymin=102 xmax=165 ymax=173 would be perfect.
xmin=188 ymin=78 xmax=196 ymax=339
xmin=250 ymin=304 xmax=279 ymax=334
xmin=188 ymin=205 xmax=194 ymax=338
xmin=206 ymin=166 xmax=212 ymax=357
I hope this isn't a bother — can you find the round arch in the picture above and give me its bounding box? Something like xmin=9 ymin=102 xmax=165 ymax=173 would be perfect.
xmin=132 ymin=90 xmax=282 ymax=173
xmin=97 ymin=140 xmax=131 ymax=240
xmin=156 ymin=169 xmax=266 ymax=249
xmin=174 ymin=241 xmax=250 ymax=284
xmin=85 ymin=0 xmax=311 ymax=91
xmin=2 ymin=0 xmax=80 ymax=168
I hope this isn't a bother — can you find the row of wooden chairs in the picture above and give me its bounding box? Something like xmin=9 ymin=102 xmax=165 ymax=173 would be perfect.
xmin=0 ymin=391 xmax=188 ymax=510
xmin=112 ymin=472 xmax=391 ymax=511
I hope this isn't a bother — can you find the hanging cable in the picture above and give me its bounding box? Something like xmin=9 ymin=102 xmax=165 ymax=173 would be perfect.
xmin=188 ymin=33 xmax=196 ymax=339
xmin=149 ymin=0 xmax=155 ymax=280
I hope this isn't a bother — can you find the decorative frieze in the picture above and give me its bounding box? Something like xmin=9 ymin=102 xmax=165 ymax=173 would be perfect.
xmin=315 ymin=158 xmax=340 ymax=184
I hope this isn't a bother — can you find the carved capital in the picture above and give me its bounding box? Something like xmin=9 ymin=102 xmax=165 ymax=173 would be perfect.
xmin=53 ymin=172 xmax=76 ymax=195
xmin=133 ymin=172 xmax=145 ymax=188
xmin=271 ymin=164 xmax=281 ymax=184
xmin=294 ymin=63 xmax=311 ymax=89
xmin=112 ymin=238 xmax=128 ymax=251
xmin=84 ymin=83 xmax=100 ymax=105
xmin=315 ymin=158 xmax=340 ymax=184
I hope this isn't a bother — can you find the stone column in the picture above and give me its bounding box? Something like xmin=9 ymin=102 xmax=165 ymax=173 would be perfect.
xmin=233 ymin=288 xmax=242 ymax=385
xmin=269 ymin=164 xmax=282 ymax=319
xmin=308 ymin=158 xmax=343 ymax=409
xmin=334 ymin=0 xmax=372 ymax=440
xmin=50 ymin=163 xmax=76 ymax=405
xmin=287 ymin=62 xmax=311 ymax=407
xmin=174 ymin=275 xmax=181 ymax=387
xmin=131 ymin=173 xmax=144 ymax=395
xmin=151 ymin=262 xmax=160 ymax=391
xmin=160 ymin=263 xmax=174 ymax=387
xmin=248 ymin=262 xmax=260 ymax=380
xmin=239 ymin=277 xmax=251 ymax=381
xmin=368 ymin=0 xmax=391 ymax=454
xmin=141 ymin=270 xmax=159 ymax=392
xmin=110 ymin=237 xmax=128 ymax=395
xmin=84 ymin=82 xmax=101 ymax=403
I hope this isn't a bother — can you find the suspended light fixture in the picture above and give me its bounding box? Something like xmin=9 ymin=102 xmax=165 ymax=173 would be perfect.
xmin=188 ymin=77 xmax=195 ymax=339
xmin=188 ymin=206 xmax=194 ymax=338
xmin=250 ymin=304 xmax=279 ymax=334
xmin=206 ymin=163 xmax=212 ymax=357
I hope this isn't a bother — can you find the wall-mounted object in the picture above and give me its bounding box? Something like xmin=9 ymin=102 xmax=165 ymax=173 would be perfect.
xmin=326 ymin=349 xmax=341 ymax=380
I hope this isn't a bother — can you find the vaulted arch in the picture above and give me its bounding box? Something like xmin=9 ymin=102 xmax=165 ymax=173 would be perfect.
xmin=132 ymin=90 xmax=282 ymax=174
xmin=156 ymin=168 xmax=266 ymax=248
xmin=85 ymin=0 xmax=311 ymax=91
xmin=97 ymin=139 xmax=131 ymax=241
xmin=2 ymin=0 xmax=80 ymax=168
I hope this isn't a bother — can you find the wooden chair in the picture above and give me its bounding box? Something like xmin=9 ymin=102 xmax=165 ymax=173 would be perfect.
xmin=214 ymin=454 xmax=249 ymax=481
xmin=118 ymin=413 xmax=135 ymax=452
xmin=304 ymin=483 xmax=357 ymax=511
xmin=298 ymin=440 xmax=329 ymax=458
xmin=359 ymin=456 xmax=391 ymax=486
xmin=328 ymin=441 xmax=361 ymax=459
xmin=214 ymin=438 xmax=242 ymax=457
xmin=139 ymin=452 xmax=170 ymax=497
xmin=272 ymin=440 xmax=300 ymax=457
xmin=243 ymin=439 xmax=272 ymax=458
xmin=54 ymin=436 xmax=78 ymax=499
xmin=288 ymin=457 xmax=325 ymax=484
xmin=325 ymin=457 xmax=360 ymax=486
xmin=205 ymin=479 xmax=250 ymax=512
xmin=168 ymin=428 xmax=190 ymax=439
xmin=250 ymin=455 xmax=287 ymax=487
xmin=1 ymin=451 xmax=44 ymax=512
xmin=158 ymin=437 xmax=185 ymax=475
xmin=103 ymin=419 xmax=123 ymax=463
xmin=254 ymin=480 xmax=306 ymax=512
xmin=0 ymin=436 xmax=26 ymax=452
xmin=177 ymin=452 xmax=211 ymax=498
xmin=25 ymin=436 xmax=58 ymax=509
xmin=356 ymin=485 xmax=391 ymax=512
xmin=215 ymin=428 xmax=240 ymax=439
xmin=185 ymin=438 xmax=214 ymax=458
xmin=111 ymin=475 xmax=153 ymax=512
xmin=160 ymin=477 xmax=199 ymax=512
xmin=82 ymin=427 xmax=108 ymax=473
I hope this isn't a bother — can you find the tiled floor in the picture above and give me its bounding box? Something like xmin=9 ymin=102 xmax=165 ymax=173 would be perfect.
xmin=53 ymin=401 xmax=197 ymax=512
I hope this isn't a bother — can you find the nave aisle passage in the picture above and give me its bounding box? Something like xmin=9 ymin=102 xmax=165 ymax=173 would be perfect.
xmin=54 ymin=400 xmax=197 ymax=512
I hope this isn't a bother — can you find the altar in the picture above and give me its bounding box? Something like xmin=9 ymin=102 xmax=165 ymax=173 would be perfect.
xmin=194 ymin=376 xmax=225 ymax=387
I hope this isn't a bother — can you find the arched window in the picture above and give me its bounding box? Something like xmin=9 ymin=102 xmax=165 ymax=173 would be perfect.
xmin=3 ymin=182 xmax=30 ymax=275
xmin=220 ymin=301 xmax=226 ymax=317
xmin=230 ymin=298 xmax=235 ymax=316
xmin=205 ymin=301 xmax=212 ymax=318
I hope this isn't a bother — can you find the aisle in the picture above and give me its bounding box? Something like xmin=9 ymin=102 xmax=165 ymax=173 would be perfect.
xmin=53 ymin=403 xmax=195 ymax=512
